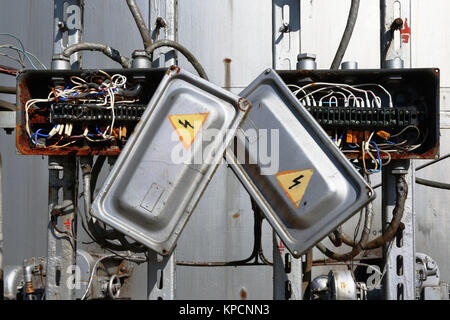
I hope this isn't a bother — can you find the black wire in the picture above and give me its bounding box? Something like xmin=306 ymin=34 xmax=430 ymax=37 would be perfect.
xmin=416 ymin=153 xmax=450 ymax=171
xmin=416 ymin=177 xmax=450 ymax=190
xmin=330 ymin=0 xmax=360 ymax=69
xmin=145 ymin=39 xmax=209 ymax=80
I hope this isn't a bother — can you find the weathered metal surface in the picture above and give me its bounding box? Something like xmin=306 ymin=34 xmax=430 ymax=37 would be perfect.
xmin=147 ymin=2 xmax=178 ymax=298
xmin=273 ymin=0 xmax=300 ymax=70
xmin=380 ymin=0 xmax=416 ymax=301
xmin=92 ymin=67 xmax=251 ymax=255
xmin=0 ymin=111 xmax=15 ymax=129
xmin=273 ymin=234 xmax=302 ymax=300
xmin=229 ymin=68 xmax=374 ymax=258
xmin=15 ymin=68 xmax=167 ymax=156
xmin=2 ymin=0 xmax=450 ymax=300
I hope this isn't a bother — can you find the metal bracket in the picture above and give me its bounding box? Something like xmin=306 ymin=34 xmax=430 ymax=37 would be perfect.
xmin=273 ymin=0 xmax=301 ymax=70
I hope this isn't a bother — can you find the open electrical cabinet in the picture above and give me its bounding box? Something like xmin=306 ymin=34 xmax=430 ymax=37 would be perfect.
xmin=276 ymin=68 xmax=440 ymax=161
xmin=16 ymin=67 xmax=168 ymax=155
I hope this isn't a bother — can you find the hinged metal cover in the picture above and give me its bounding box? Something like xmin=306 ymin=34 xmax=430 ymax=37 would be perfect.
xmin=226 ymin=69 xmax=374 ymax=258
xmin=91 ymin=66 xmax=251 ymax=255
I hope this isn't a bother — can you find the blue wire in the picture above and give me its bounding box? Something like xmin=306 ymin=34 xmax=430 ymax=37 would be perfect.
xmin=348 ymin=143 xmax=358 ymax=149
xmin=30 ymin=129 xmax=50 ymax=145
xmin=6 ymin=45 xmax=47 ymax=70
xmin=369 ymin=141 xmax=382 ymax=173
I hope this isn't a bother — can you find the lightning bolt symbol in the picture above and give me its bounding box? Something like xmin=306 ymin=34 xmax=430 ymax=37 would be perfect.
xmin=288 ymin=175 xmax=304 ymax=189
xmin=178 ymin=119 xmax=194 ymax=129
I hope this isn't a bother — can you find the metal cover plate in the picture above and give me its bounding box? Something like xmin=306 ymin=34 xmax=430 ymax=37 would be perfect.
xmin=226 ymin=69 xmax=374 ymax=258
xmin=91 ymin=66 xmax=251 ymax=255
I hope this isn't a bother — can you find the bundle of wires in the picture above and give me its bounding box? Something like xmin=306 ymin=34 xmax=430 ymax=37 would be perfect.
xmin=288 ymin=82 xmax=424 ymax=175
xmin=25 ymin=70 xmax=139 ymax=148
xmin=0 ymin=33 xmax=47 ymax=70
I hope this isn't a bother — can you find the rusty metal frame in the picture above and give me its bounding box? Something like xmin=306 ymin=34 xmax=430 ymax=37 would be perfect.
xmin=147 ymin=0 xmax=178 ymax=300
xmin=45 ymin=0 xmax=82 ymax=300
xmin=15 ymin=68 xmax=167 ymax=156
xmin=380 ymin=0 xmax=417 ymax=300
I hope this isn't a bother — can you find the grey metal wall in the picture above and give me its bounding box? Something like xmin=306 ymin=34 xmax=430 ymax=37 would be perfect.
xmin=1 ymin=0 xmax=449 ymax=300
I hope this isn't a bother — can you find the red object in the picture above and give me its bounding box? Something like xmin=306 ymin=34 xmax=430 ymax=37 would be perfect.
xmin=400 ymin=18 xmax=411 ymax=44
xmin=278 ymin=240 xmax=286 ymax=253
xmin=63 ymin=218 xmax=71 ymax=230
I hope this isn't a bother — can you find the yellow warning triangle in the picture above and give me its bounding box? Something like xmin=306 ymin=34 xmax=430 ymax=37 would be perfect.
xmin=168 ymin=113 xmax=209 ymax=150
xmin=275 ymin=169 xmax=314 ymax=208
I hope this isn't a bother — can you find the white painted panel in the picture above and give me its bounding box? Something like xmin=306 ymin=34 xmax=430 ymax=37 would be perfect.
xmin=411 ymin=0 xmax=450 ymax=86
xmin=177 ymin=0 xmax=273 ymax=88
xmin=300 ymin=0 xmax=381 ymax=69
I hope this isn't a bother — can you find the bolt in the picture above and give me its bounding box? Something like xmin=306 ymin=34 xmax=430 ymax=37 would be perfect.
xmin=297 ymin=53 xmax=316 ymax=61
xmin=279 ymin=22 xmax=289 ymax=33
xmin=57 ymin=21 xmax=68 ymax=32
xmin=390 ymin=18 xmax=404 ymax=32
xmin=156 ymin=17 xmax=167 ymax=28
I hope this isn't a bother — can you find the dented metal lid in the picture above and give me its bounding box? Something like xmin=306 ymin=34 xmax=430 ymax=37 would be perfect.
xmin=226 ymin=68 xmax=374 ymax=257
xmin=91 ymin=66 xmax=251 ymax=255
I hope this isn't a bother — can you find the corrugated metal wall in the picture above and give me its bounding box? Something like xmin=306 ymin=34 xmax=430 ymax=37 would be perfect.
xmin=1 ymin=0 xmax=449 ymax=299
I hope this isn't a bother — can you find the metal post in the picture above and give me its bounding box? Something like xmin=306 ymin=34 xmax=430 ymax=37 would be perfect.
xmin=146 ymin=0 xmax=177 ymax=300
xmin=0 ymin=154 xmax=3 ymax=295
xmin=380 ymin=0 xmax=416 ymax=300
xmin=46 ymin=0 xmax=83 ymax=300
xmin=272 ymin=0 xmax=302 ymax=300
xmin=147 ymin=251 xmax=176 ymax=300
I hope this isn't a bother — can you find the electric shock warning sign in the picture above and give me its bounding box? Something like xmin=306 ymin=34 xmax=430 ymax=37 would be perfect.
xmin=168 ymin=113 xmax=209 ymax=149
xmin=275 ymin=169 xmax=314 ymax=208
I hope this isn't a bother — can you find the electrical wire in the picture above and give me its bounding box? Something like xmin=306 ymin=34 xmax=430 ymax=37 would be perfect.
xmin=62 ymin=42 xmax=130 ymax=68
xmin=415 ymin=177 xmax=450 ymax=190
xmin=341 ymin=175 xmax=408 ymax=250
xmin=126 ymin=0 xmax=152 ymax=49
xmin=0 ymin=99 xmax=15 ymax=111
xmin=316 ymin=193 xmax=374 ymax=261
xmin=0 ymin=33 xmax=26 ymax=60
xmin=145 ymin=39 xmax=209 ymax=80
xmin=330 ymin=0 xmax=360 ymax=69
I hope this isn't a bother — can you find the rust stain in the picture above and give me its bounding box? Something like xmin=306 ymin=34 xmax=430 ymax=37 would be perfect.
xmin=240 ymin=288 xmax=247 ymax=300
xmin=224 ymin=58 xmax=231 ymax=91
xmin=232 ymin=212 xmax=240 ymax=219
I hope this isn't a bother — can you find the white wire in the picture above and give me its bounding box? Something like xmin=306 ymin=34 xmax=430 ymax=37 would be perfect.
xmin=354 ymin=83 xmax=393 ymax=108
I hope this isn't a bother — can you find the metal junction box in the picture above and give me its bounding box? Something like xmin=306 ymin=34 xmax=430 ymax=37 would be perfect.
xmin=276 ymin=68 xmax=440 ymax=160
xmin=16 ymin=68 xmax=168 ymax=155
xmin=226 ymin=69 xmax=374 ymax=258
xmin=91 ymin=67 xmax=251 ymax=255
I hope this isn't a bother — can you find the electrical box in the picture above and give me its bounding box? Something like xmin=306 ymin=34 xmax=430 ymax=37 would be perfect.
xmin=276 ymin=68 xmax=440 ymax=161
xmin=16 ymin=68 xmax=168 ymax=155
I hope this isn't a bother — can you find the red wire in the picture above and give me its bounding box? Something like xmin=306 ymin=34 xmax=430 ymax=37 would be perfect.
xmin=0 ymin=67 xmax=17 ymax=76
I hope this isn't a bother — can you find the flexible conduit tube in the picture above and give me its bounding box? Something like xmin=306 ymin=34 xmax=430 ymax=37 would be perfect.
xmin=126 ymin=0 xmax=152 ymax=49
xmin=146 ymin=39 xmax=209 ymax=80
xmin=63 ymin=43 xmax=130 ymax=68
